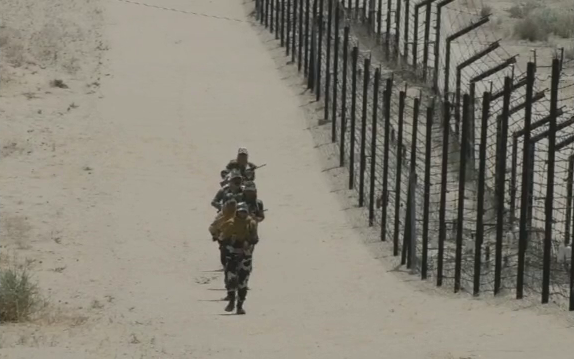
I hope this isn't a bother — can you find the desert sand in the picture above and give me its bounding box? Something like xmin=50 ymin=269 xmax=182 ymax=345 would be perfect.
xmin=0 ymin=0 xmax=573 ymax=358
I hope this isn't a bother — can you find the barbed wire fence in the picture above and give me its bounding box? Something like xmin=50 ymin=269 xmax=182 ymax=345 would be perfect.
xmin=253 ymin=0 xmax=574 ymax=311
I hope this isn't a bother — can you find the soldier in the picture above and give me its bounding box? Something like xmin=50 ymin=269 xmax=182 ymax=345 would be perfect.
xmin=221 ymin=147 xmax=257 ymax=182
xmin=219 ymin=202 xmax=258 ymax=315
xmin=241 ymin=181 xmax=264 ymax=262
xmin=211 ymin=169 xmax=243 ymax=211
xmin=241 ymin=182 xmax=265 ymax=223
xmin=208 ymin=199 xmax=237 ymax=268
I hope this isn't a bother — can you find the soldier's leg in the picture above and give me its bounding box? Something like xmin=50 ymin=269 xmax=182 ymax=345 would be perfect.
xmin=236 ymin=255 xmax=253 ymax=315
xmin=224 ymin=251 xmax=240 ymax=312
xmin=219 ymin=242 xmax=227 ymax=268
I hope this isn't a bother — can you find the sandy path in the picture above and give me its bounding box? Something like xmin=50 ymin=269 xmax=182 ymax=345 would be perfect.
xmin=1 ymin=0 xmax=573 ymax=358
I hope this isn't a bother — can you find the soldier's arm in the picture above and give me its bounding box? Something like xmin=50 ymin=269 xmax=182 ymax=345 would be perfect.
xmin=248 ymin=219 xmax=259 ymax=244
xmin=211 ymin=189 xmax=225 ymax=210
xmin=219 ymin=219 xmax=234 ymax=240
xmin=225 ymin=160 xmax=237 ymax=171
xmin=208 ymin=213 xmax=223 ymax=237
xmin=255 ymin=200 xmax=265 ymax=222
xmin=245 ymin=162 xmax=256 ymax=180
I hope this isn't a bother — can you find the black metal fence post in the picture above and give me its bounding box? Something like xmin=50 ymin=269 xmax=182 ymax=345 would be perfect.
xmin=394 ymin=0 xmax=402 ymax=62
xmin=291 ymin=0 xmax=297 ymax=60
xmin=403 ymin=171 xmax=414 ymax=265
xmin=304 ymin=0 xmax=310 ymax=75
xmin=404 ymin=0 xmax=410 ymax=64
xmin=359 ymin=57 xmax=371 ymax=206
xmin=566 ymin=156 xmax=574 ymax=246
xmin=377 ymin=0 xmax=382 ymax=41
xmin=281 ymin=0 xmax=286 ymax=46
xmin=309 ymin=19 xmax=317 ymax=89
xmin=286 ymin=0 xmax=291 ymax=55
xmin=444 ymin=16 xmax=490 ymax=106
xmin=266 ymin=0 xmax=270 ymax=27
xmin=276 ymin=0 xmax=280 ymax=39
xmin=410 ymin=97 xmax=420 ymax=184
xmin=437 ymin=100 xmax=451 ymax=286
xmin=332 ymin=2 xmax=340 ymax=143
xmin=422 ymin=104 xmax=433 ymax=280
xmin=402 ymin=96 xmax=420 ymax=264
xmin=454 ymin=94 xmax=470 ymax=293
xmin=369 ymin=68 xmax=381 ymax=226
xmin=394 ymin=91 xmax=406 ymax=256
xmin=571 ymin=222 xmax=574 ymax=310
xmin=474 ymin=91 xmax=490 ymax=296
xmin=542 ymin=58 xmax=560 ymax=304
xmin=381 ymin=78 xmax=393 ymax=241
xmin=271 ymin=0 xmax=275 ymax=32
xmin=494 ymin=76 xmax=512 ymax=295
xmin=316 ymin=14 xmax=324 ymax=100
xmin=325 ymin=0 xmax=333 ymax=123
xmin=349 ymin=46 xmax=359 ymax=189
xmin=509 ymin=134 xmax=519 ymax=223
xmin=298 ymin=0 xmax=304 ymax=70
xmin=434 ymin=0 xmax=454 ymax=92
xmin=422 ymin=0 xmax=433 ymax=81
xmin=385 ymin=0 xmax=392 ymax=61
xmin=517 ymin=61 xmax=535 ymax=299
xmin=413 ymin=1 xmax=421 ymax=71
xmin=340 ymin=26 xmax=350 ymax=167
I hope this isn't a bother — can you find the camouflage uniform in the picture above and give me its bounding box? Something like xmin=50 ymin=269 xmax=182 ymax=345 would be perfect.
xmin=225 ymin=159 xmax=257 ymax=181
xmin=211 ymin=170 xmax=243 ymax=211
xmin=240 ymin=181 xmax=264 ymax=259
xmin=219 ymin=202 xmax=258 ymax=315
xmin=208 ymin=200 xmax=237 ymax=267
xmin=221 ymin=147 xmax=257 ymax=182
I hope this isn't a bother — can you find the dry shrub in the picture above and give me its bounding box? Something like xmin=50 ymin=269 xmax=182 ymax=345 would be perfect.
xmin=481 ymin=5 xmax=492 ymax=17
xmin=0 ymin=263 xmax=40 ymax=323
xmin=514 ymin=17 xmax=549 ymax=42
xmin=507 ymin=2 xmax=540 ymax=19
xmin=514 ymin=7 xmax=574 ymax=41
xmin=551 ymin=13 xmax=574 ymax=39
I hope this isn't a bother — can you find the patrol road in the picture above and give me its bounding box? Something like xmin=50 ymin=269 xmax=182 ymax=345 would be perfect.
xmin=8 ymin=0 xmax=572 ymax=357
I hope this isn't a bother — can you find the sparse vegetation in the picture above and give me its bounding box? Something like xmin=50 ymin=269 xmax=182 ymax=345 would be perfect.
xmin=0 ymin=264 xmax=40 ymax=323
xmin=481 ymin=5 xmax=492 ymax=17
xmin=50 ymin=79 xmax=69 ymax=89
xmin=514 ymin=17 xmax=548 ymax=42
xmin=513 ymin=6 xmax=574 ymax=41
xmin=507 ymin=2 xmax=539 ymax=19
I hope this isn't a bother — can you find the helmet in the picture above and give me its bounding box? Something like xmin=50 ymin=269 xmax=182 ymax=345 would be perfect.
xmin=243 ymin=181 xmax=256 ymax=192
xmin=229 ymin=169 xmax=242 ymax=180
xmin=238 ymin=147 xmax=248 ymax=155
xmin=223 ymin=198 xmax=237 ymax=207
xmin=236 ymin=202 xmax=249 ymax=213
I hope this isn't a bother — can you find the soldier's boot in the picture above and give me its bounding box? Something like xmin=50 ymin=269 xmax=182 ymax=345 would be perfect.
xmin=224 ymin=291 xmax=236 ymax=312
xmin=236 ymin=300 xmax=246 ymax=315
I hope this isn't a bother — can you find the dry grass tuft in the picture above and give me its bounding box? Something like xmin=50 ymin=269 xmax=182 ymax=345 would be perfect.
xmin=481 ymin=5 xmax=492 ymax=17
xmin=513 ymin=6 xmax=574 ymax=41
xmin=507 ymin=2 xmax=539 ymax=19
xmin=50 ymin=79 xmax=68 ymax=89
xmin=0 ymin=258 xmax=41 ymax=323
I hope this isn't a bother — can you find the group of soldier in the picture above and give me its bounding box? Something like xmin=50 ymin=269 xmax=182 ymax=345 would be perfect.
xmin=208 ymin=147 xmax=265 ymax=315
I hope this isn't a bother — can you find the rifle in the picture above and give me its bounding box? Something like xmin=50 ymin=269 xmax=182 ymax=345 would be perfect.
xmin=219 ymin=163 xmax=267 ymax=186
xmin=244 ymin=163 xmax=266 ymax=179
